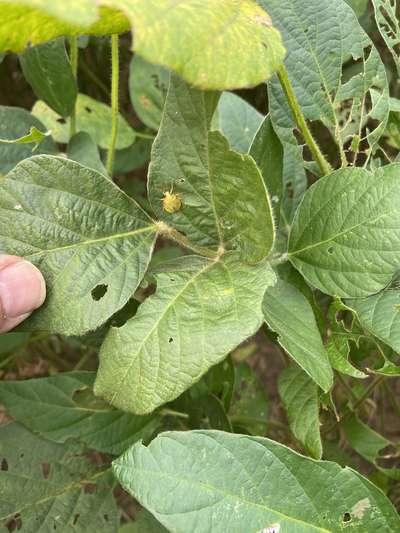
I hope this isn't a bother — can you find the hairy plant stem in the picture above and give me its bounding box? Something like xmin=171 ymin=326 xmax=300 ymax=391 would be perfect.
xmin=157 ymin=221 xmax=220 ymax=260
xmin=277 ymin=66 xmax=332 ymax=176
xmin=106 ymin=34 xmax=120 ymax=177
xmin=69 ymin=36 xmax=79 ymax=139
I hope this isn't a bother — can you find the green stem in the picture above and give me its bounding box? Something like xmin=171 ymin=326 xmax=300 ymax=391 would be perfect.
xmin=322 ymin=375 xmax=385 ymax=435
xmin=107 ymin=34 xmax=120 ymax=177
xmin=277 ymin=66 xmax=332 ymax=176
xmin=69 ymin=36 xmax=79 ymax=139
xmin=157 ymin=222 xmax=220 ymax=260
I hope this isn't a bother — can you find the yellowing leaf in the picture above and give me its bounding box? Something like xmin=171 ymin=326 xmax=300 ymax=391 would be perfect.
xmin=0 ymin=0 xmax=286 ymax=90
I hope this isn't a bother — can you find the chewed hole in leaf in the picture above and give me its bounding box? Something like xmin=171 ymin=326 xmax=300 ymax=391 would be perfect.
xmin=103 ymin=514 xmax=109 ymax=522
xmin=91 ymin=284 xmax=108 ymax=301
xmin=84 ymin=106 xmax=92 ymax=114
xmin=56 ymin=117 xmax=66 ymax=124
xmin=328 ymin=246 xmax=334 ymax=254
xmin=342 ymin=512 xmax=352 ymax=523
xmin=168 ymin=337 xmax=174 ymax=343
xmin=1 ymin=458 xmax=8 ymax=471
xmin=73 ymin=514 xmax=80 ymax=525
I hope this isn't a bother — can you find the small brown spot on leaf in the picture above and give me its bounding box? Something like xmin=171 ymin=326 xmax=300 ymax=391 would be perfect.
xmin=139 ymin=95 xmax=151 ymax=108
xmin=41 ymin=461 xmax=50 ymax=479
xmin=84 ymin=483 xmax=97 ymax=494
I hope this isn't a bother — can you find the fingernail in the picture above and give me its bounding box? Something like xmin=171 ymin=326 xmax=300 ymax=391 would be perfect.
xmin=0 ymin=260 xmax=46 ymax=318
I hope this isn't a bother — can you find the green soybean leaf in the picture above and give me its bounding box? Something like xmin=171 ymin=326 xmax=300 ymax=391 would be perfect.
xmin=372 ymin=0 xmax=400 ymax=76
xmin=288 ymin=165 xmax=400 ymax=298
xmin=129 ymin=55 xmax=168 ymax=130
xmin=113 ymin=430 xmax=400 ymax=532
xmin=278 ymin=363 xmax=322 ymax=459
xmin=218 ymin=92 xmax=263 ymax=153
xmin=119 ymin=0 xmax=286 ymax=90
xmin=0 ymin=125 xmax=49 ymax=147
xmin=32 ymin=93 xmax=135 ymax=149
xmin=347 ymin=288 xmax=400 ymax=354
xmin=345 ymin=0 xmax=370 ymax=17
xmin=67 ymin=131 xmax=107 ymax=175
xmin=148 ymin=75 xmax=275 ymax=264
xmin=0 ymin=155 xmax=157 ymax=335
xmin=113 ymin=138 xmax=153 ymax=175
xmin=263 ymin=0 xmax=389 ymax=219
xmin=263 ymin=280 xmax=333 ymax=392
xmin=0 ymin=422 xmax=118 ymax=532
xmin=119 ymin=510 xmax=168 ymax=533
xmin=326 ymin=334 xmax=367 ymax=379
xmin=94 ymin=254 xmax=276 ymax=414
xmin=1 ymin=0 xmax=286 ymax=90
xmin=0 ymin=4 xmax=129 ymax=51
xmin=249 ymin=115 xmax=283 ymax=221
xmin=326 ymin=300 xmax=367 ymax=379
xmin=0 ymin=372 xmax=159 ymax=455
xmin=229 ymin=362 xmax=269 ymax=435
xmin=343 ymin=415 xmax=390 ymax=465
xmin=20 ymin=38 xmax=77 ymax=117
xmin=0 ymin=106 xmax=56 ymax=174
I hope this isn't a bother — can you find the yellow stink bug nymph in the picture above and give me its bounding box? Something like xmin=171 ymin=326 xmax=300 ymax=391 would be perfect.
xmin=162 ymin=186 xmax=183 ymax=214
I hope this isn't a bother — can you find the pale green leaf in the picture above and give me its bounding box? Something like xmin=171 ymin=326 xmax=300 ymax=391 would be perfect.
xmin=67 ymin=131 xmax=107 ymax=175
xmin=0 ymin=372 xmax=160 ymax=455
xmin=289 ymin=165 xmax=400 ymax=298
xmin=249 ymin=115 xmax=283 ymax=220
xmin=0 ymin=125 xmax=49 ymax=148
xmin=1 ymin=1 xmax=286 ymax=90
xmin=117 ymin=0 xmax=286 ymax=90
xmin=148 ymin=75 xmax=275 ymax=264
xmin=278 ymin=363 xmax=322 ymax=459
xmin=347 ymin=288 xmax=400 ymax=354
xmin=0 ymin=422 xmax=118 ymax=532
xmin=0 ymin=4 xmax=129 ymax=51
xmin=94 ymin=254 xmax=276 ymax=414
xmin=20 ymin=37 xmax=77 ymax=117
xmin=326 ymin=334 xmax=367 ymax=379
xmin=129 ymin=55 xmax=168 ymax=130
xmin=326 ymin=299 xmax=367 ymax=379
xmin=32 ymin=93 xmax=135 ymax=149
xmin=218 ymin=92 xmax=263 ymax=153
xmin=0 ymin=106 xmax=56 ymax=173
xmin=372 ymin=0 xmax=400 ymax=77
xmin=263 ymin=279 xmax=333 ymax=392
xmin=343 ymin=415 xmax=389 ymax=465
xmin=263 ymin=0 xmax=389 ymax=218
xmin=0 ymin=155 xmax=157 ymax=335
xmin=6 ymin=0 xmax=102 ymax=25
xmin=113 ymin=430 xmax=400 ymax=532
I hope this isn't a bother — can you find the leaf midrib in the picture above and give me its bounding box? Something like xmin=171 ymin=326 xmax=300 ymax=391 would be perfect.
xmin=289 ymin=210 xmax=394 ymax=257
xmin=109 ymin=258 xmax=217 ymax=406
xmin=120 ymin=466 xmax=332 ymax=532
xmin=26 ymin=224 xmax=157 ymax=259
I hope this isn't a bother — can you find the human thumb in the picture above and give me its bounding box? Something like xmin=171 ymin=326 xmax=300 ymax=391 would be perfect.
xmin=0 ymin=255 xmax=46 ymax=333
